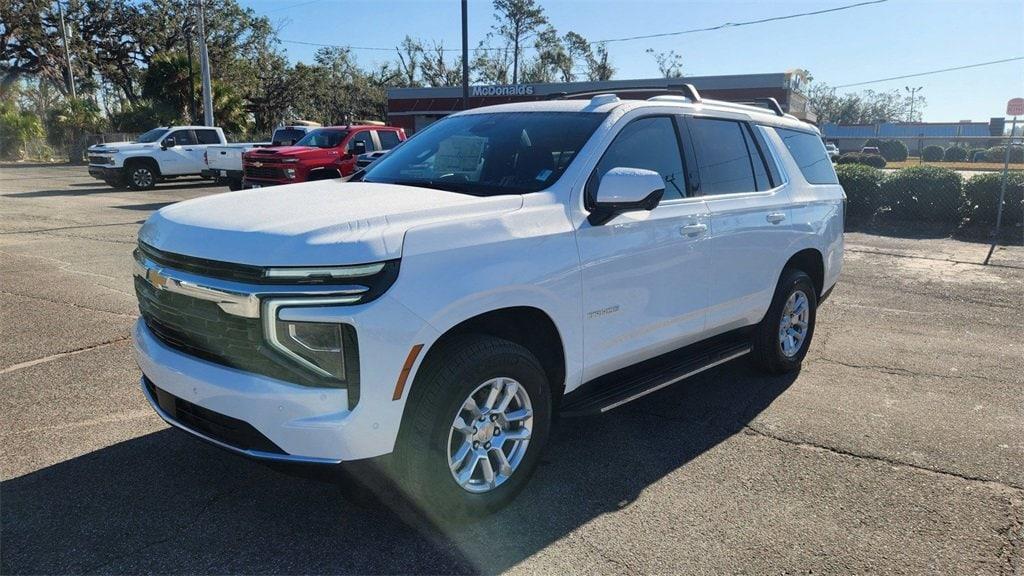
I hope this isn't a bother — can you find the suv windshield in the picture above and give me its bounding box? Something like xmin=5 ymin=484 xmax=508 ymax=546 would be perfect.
xmin=296 ymin=129 xmax=348 ymax=148
xmin=358 ymin=112 xmax=605 ymax=195
xmin=136 ymin=128 xmax=169 ymax=143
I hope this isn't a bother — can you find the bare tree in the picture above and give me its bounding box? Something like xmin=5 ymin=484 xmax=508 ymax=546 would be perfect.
xmin=394 ymin=36 xmax=422 ymax=87
xmin=646 ymin=48 xmax=683 ymax=78
xmin=491 ymin=0 xmax=548 ymax=84
xmin=586 ymin=43 xmax=614 ymax=81
xmin=420 ymin=41 xmax=463 ymax=87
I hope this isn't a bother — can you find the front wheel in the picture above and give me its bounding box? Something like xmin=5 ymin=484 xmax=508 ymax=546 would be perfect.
xmin=394 ymin=335 xmax=551 ymax=518
xmin=126 ymin=163 xmax=157 ymax=190
xmin=751 ymin=268 xmax=817 ymax=374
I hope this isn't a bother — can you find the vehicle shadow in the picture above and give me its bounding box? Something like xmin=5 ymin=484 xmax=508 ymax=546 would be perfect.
xmin=114 ymin=202 xmax=178 ymax=211
xmin=1 ymin=362 xmax=796 ymax=575
xmin=4 ymin=180 xmax=217 ymax=199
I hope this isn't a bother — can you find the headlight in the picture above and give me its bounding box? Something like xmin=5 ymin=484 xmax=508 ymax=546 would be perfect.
xmin=272 ymin=319 xmax=347 ymax=380
xmin=281 ymin=157 xmax=300 ymax=163
xmin=104 ymin=148 xmax=119 ymax=153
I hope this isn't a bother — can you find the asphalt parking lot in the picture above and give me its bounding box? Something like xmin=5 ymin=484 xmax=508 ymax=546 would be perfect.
xmin=1 ymin=163 xmax=1022 ymax=575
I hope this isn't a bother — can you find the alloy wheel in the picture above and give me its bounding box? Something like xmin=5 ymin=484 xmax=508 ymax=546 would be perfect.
xmin=447 ymin=377 xmax=534 ymax=493
xmin=779 ymin=289 xmax=810 ymax=357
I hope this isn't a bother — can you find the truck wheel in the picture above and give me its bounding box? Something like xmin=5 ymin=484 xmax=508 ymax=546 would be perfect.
xmin=228 ymin=179 xmax=242 ymax=191
xmin=126 ymin=162 xmax=157 ymax=190
xmin=395 ymin=335 xmax=551 ymax=518
xmin=751 ymin=268 xmax=817 ymax=375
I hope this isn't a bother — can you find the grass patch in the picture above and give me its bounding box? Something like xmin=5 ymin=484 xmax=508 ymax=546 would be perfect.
xmin=884 ymin=160 xmax=1023 ymax=172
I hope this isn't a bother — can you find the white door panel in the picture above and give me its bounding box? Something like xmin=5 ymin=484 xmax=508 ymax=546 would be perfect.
xmin=577 ymin=199 xmax=711 ymax=381
xmin=704 ymin=189 xmax=793 ymax=331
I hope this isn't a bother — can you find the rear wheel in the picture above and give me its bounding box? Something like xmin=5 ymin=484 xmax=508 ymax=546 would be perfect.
xmin=751 ymin=268 xmax=817 ymax=374
xmin=126 ymin=162 xmax=157 ymax=190
xmin=395 ymin=335 xmax=551 ymax=518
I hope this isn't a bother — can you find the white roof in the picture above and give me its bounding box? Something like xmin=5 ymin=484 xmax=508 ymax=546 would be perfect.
xmin=455 ymin=95 xmax=816 ymax=132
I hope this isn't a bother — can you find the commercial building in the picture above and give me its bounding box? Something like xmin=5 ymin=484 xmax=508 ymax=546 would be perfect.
xmin=822 ymin=119 xmax=1006 ymax=154
xmin=386 ymin=70 xmax=814 ymax=134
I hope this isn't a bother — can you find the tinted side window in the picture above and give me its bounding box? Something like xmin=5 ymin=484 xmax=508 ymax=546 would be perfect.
xmin=592 ymin=116 xmax=686 ymax=201
xmin=195 ymin=129 xmax=220 ymax=144
xmin=348 ymin=130 xmax=374 ymax=152
xmin=775 ymin=128 xmax=838 ymax=185
xmin=741 ymin=126 xmax=771 ymax=191
xmin=377 ymin=130 xmax=401 ymax=149
xmin=688 ymin=118 xmax=756 ymax=196
xmin=169 ymin=130 xmax=197 ymax=146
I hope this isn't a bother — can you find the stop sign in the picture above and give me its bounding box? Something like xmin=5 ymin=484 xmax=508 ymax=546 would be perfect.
xmin=1008 ymin=98 xmax=1024 ymax=116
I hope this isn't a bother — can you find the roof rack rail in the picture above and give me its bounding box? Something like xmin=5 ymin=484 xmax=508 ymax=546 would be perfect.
xmin=734 ymin=97 xmax=786 ymax=117
xmin=548 ymin=83 xmax=702 ymax=103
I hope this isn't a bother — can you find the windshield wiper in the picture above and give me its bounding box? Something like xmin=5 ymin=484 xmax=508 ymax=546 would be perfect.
xmin=376 ymin=179 xmax=481 ymax=195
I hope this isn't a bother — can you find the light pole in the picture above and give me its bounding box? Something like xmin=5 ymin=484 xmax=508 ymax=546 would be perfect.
xmin=196 ymin=0 xmax=213 ymax=127
xmin=461 ymin=0 xmax=469 ymax=110
xmin=905 ymin=86 xmax=922 ymax=122
xmin=57 ymin=0 xmax=76 ymax=100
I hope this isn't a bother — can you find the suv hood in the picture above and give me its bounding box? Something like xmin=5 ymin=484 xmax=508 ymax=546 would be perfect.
xmin=139 ymin=180 xmax=523 ymax=266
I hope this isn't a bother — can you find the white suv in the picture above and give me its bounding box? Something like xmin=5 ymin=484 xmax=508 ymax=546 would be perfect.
xmin=132 ymin=87 xmax=844 ymax=516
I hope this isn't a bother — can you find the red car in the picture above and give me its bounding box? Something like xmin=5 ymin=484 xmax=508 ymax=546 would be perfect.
xmin=242 ymin=125 xmax=406 ymax=188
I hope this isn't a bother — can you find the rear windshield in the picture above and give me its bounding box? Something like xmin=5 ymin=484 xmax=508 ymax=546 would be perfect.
xmin=272 ymin=128 xmax=309 ymax=146
xmin=774 ymin=128 xmax=839 ymax=185
xmin=296 ymin=129 xmax=348 ymax=148
xmin=358 ymin=112 xmax=605 ymax=196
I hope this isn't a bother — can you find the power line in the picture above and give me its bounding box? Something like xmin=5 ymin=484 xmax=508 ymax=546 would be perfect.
xmin=265 ymin=0 xmax=321 ymax=13
xmin=594 ymin=0 xmax=889 ymax=44
xmin=832 ymin=56 xmax=1024 ymax=88
xmin=278 ymin=0 xmax=889 ymax=53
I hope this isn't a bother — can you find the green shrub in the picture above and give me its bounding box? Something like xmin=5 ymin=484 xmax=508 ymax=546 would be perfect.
xmin=836 ymin=164 xmax=884 ymax=221
xmin=837 ymin=152 xmax=886 ymax=168
xmin=921 ymin=145 xmax=945 ymax=162
xmin=985 ymin=145 xmax=1024 ymax=164
xmin=943 ymin=146 xmax=968 ymax=162
xmin=877 ymin=139 xmax=909 ymax=162
xmin=969 ymin=148 xmax=988 ymax=163
xmin=962 ymin=171 xmax=1024 ymax=226
xmin=880 ymin=165 xmax=964 ymax=222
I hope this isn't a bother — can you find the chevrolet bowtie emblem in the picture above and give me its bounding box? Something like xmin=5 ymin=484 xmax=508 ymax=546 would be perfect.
xmin=146 ymin=268 xmax=170 ymax=289
xmin=252 ymin=161 xmax=263 ymax=167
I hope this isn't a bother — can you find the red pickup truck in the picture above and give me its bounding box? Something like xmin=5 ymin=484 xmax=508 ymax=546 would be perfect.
xmin=242 ymin=124 xmax=406 ymax=188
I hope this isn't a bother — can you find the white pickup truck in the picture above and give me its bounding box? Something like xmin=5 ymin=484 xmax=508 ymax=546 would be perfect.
xmin=88 ymin=126 xmax=227 ymax=190
xmin=203 ymin=125 xmax=320 ymax=191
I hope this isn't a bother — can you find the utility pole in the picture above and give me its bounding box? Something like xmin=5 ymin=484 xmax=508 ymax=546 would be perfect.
xmin=185 ymin=19 xmax=198 ymax=122
xmin=196 ymin=0 xmax=214 ymax=126
xmin=461 ymin=0 xmax=469 ymax=110
xmin=57 ymin=0 xmax=76 ymax=100
xmin=905 ymin=86 xmax=922 ymax=122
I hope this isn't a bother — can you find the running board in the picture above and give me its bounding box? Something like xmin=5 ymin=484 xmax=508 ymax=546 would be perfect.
xmin=561 ymin=331 xmax=752 ymax=417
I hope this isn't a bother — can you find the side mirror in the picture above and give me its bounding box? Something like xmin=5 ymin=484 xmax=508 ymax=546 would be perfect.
xmin=162 ymin=137 xmax=177 ymax=149
xmin=350 ymin=140 xmax=367 ymax=156
xmin=588 ymin=167 xmax=665 ymax=226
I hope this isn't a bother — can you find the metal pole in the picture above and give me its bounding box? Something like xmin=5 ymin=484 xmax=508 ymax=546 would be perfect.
xmin=185 ymin=22 xmax=197 ymax=122
xmin=985 ymin=115 xmax=1018 ymax=265
xmin=57 ymin=0 xmax=76 ymax=99
xmin=196 ymin=0 xmax=214 ymax=126
xmin=461 ymin=0 xmax=469 ymax=110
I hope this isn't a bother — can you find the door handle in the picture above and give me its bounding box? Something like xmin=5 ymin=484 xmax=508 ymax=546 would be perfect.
xmin=766 ymin=212 xmax=786 ymax=224
xmin=680 ymin=223 xmax=708 ymax=237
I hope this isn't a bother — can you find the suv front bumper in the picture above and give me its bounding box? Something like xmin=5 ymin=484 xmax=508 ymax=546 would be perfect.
xmin=133 ymin=291 xmax=439 ymax=463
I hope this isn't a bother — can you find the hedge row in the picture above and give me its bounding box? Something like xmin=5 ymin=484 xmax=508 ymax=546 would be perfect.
xmin=864 ymin=138 xmax=909 ymax=162
xmin=910 ymin=144 xmax=1024 ymax=164
xmin=837 ymin=152 xmax=886 ymax=168
xmin=836 ymin=164 xmax=1023 ymax=226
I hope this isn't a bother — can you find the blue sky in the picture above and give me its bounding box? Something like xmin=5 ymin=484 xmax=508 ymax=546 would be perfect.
xmin=238 ymin=0 xmax=1024 ymax=122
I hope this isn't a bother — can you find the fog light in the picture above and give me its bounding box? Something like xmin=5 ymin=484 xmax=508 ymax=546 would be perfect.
xmin=284 ymin=168 xmax=296 ymax=179
xmin=273 ymin=320 xmax=345 ymax=380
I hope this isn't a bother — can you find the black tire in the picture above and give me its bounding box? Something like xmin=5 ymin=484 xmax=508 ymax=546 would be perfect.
xmin=751 ymin=268 xmax=817 ymax=375
xmin=394 ymin=335 xmax=551 ymax=518
xmin=126 ymin=161 xmax=158 ymax=190
xmin=228 ymin=178 xmax=242 ymax=191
